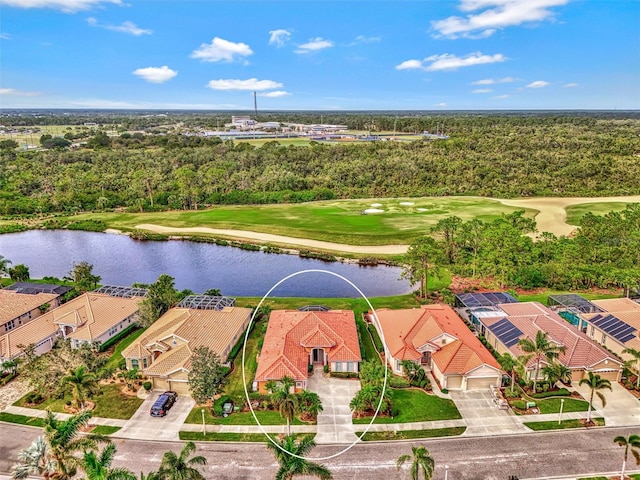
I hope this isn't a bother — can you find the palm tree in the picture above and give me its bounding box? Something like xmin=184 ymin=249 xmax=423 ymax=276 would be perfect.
xmin=11 ymin=436 xmax=56 ymax=479
xmin=61 ymin=365 xmax=98 ymax=410
xmin=396 ymin=445 xmax=435 ymax=480
xmin=614 ymin=434 xmax=640 ymax=480
xmin=623 ymin=347 xmax=640 ymax=388
xmin=271 ymin=377 xmax=299 ymax=435
xmin=543 ymin=362 xmax=572 ymax=387
xmin=81 ymin=443 xmax=136 ymax=480
xmin=157 ymin=441 xmax=207 ymax=480
xmin=518 ymin=331 xmax=566 ymax=393
xmin=579 ymin=372 xmax=612 ymax=423
xmin=499 ymin=353 xmax=532 ymax=392
xmin=265 ymin=435 xmax=333 ymax=480
xmin=42 ymin=410 xmax=106 ymax=480
xmin=298 ymin=390 xmax=323 ymax=421
xmin=139 ymin=472 xmax=161 ymax=480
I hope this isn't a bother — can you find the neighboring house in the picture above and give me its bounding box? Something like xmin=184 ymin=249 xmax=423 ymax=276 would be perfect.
xmin=579 ymin=297 xmax=640 ymax=365
xmin=0 ymin=289 xmax=61 ymax=334
xmin=478 ymin=302 xmax=623 ymax=382
xmin=122 ymin=306 xmax=252 ymax=394
xmin=373 ymin=304 xmax=502 ymax=391
xmin=0 ymin=309 xmax=61 ymax=361
xmin=254 ymin=309 xmax=361 ymax=393
xmin=454 ymin=291 xmax=519 ymax=327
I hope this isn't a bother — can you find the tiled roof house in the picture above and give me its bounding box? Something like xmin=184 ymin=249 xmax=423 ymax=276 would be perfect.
xmin=0 ymin=289 xmax=61 ymax=335
xmin=254 ymin=310 xmax=361 ymax=393
xmin=478 ymin=302 xmax=623 ymax=382
xmin=373 ymin=304 xmax=502 ymax=391
xmin=122 ymin=306 xmax=252 ymax=394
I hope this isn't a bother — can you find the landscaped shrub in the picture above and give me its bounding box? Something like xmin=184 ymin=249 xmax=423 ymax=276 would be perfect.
xmin=143 ymin=381 xmax=152 ymax=391
xmin=504 ymin=389 xmax=521 ymax=399
xmin=440 ymin=388 xmax=449 ymax=394
xmin=511 ymin=400 xmax=527 ymax=410
xmin=323 ymin=365 xmax=329 ymax=374
xmin=308 ymin=364 xmax=314 ymax=374
xmin=531 ymin=388 xmax=571 ymax=399
xmin=388 ymin=376 xmax=411 ymax=388
xmin=389 ymin=405 xmax=400 ymax=418
xmin=367 ymin=324 xmax=384 ymax=353
xmin=24 ymin=392 xmax=44 ymax=405
xmin=331 ymin=372 xmax=359 ymax=379
xmin=213 ymin=395 xmax=232 ymax=416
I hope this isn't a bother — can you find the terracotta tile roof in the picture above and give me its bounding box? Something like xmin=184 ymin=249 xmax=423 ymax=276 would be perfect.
xmin=375 ymin=304 xmax=500 ymax=374
xmin=255 ymin=310 xmax=361 ymax=383
xmin=0 ymin=290 xmax=58 ymax=324
xmin=0 ymin=311 xmax=59 ymax=359
xmin=123 ymin=307 xmax=252 ymax=376
xmin=58 ymin=294 xmax=141 ymax=341
xmin=483 ymin=302 xmax=623 ymax=370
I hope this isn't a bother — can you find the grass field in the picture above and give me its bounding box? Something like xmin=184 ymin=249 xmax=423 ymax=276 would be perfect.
xmin=353 ymin=389 xmax=461 ymax=424
xmin=64 ymin=197 xmax=535 ymax=246
xmin=517 ymin=290 xmax=621 ymax=305
xmin=179 ymin=431 xmax=315 ymax=442
xmin=565 ymin=202 xmax=634 ymax=226
xmin=235 ymin=138 xmax=316 ymax=147
xmin=184 ymin=408 xmax=307 ymax=426
xmin=524 ymin=417 xmax=604 ymax=431
xmin=356 ymin=426 xmax=466 ymax=441
xmin=0 ymin=412 xmax=45 ymax=427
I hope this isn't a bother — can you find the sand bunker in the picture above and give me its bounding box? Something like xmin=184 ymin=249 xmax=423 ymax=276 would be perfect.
xmin=364 ymin=208 xmax=384 ymax=214
xmin=399 ymin=202 xmax=415 ymax=206
xmin=370 ymin=203 xmax=383 ymax=207
xmin=417 ymin=208 xmax=427 ymax=212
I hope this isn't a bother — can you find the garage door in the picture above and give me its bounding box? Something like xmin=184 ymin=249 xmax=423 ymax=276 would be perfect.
xmin=466 ymin=377 xmax=498 ymax=391
xmin=594 ymin=370 xmax=620 ymax=382
xmin=154 ymin=378 xmax=170 ymax=391
xmin=168 ymin=380 xmax=191 ymax=395
xmin=446 ymin=376 xmax=463 ymax=390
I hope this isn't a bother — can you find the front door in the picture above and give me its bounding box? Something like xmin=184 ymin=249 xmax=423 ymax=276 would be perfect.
xmin=312 ymin=348 xmax=324 ymax=364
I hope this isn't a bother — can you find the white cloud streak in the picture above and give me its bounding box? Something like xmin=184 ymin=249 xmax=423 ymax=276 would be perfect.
xmin=397 ymin=52 xmax=506 ymax=71
xmin=259 ymin=91 xmax=291 ymax=98
xmin=395 ymin=59 xmax=423 ymax=70
xmin=206 ymin=78 xmax=283 ymax=91
xmin=431 ymin=0 xmax=570 ymax=39
xmin=527 ymin=80 xmax=550 ymax=88
xmin=268 ymin=29 xmax=291 ymax=47
xmin=295 ymin=37 xmax=333 ymax=54
xmin=0 ymin=88 xmax=42 ymax=96
xmin=472 ymin=88 xmax=493 ymax=93
xmin=349 ymin=35 xmax=381 ymax=45
xmin=87 ymin=17 xmax=152 ymax=36
xmin=132 ymin=66 xmax=177 ymax=84
xmin=471 ymin=76 xmax=516 ymax=85
xmin=0 ymin=0 xmax=120 ymax=12
xmin=191 ymin=37 xmax=253 ymax=63
xmin=564 ymin=82 xmax=578 ymax=87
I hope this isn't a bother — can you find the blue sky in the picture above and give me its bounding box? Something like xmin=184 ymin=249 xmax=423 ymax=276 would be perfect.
xmin=1 ymin=0 xmax=638 ymax=110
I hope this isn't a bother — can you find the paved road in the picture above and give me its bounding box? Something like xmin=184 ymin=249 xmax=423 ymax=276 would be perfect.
xmin=2 ymin=423 xmax=638 ymax=480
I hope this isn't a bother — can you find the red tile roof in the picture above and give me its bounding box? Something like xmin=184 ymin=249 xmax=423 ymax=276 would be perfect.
xmin=255 ymin=310 xmax=361 ymax=382
xmin=375 ymin=304 xmax=500 ymax=374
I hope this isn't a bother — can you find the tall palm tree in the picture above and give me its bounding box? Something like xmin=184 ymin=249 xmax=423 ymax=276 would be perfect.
xmin=499 ymin=353 xmax=532 ymax=392
xmin=11 ymin=436 xmax=56 ymax=479
xmin=623 ymin=347 xmax=640 ymax=388
xmin=157 ymin=441 xmax=207 ymax=480
xmin=61 ymin=365 xmax=98 ymax=410
xmin=271 ymin=377 xmax=299 ymax=435
xmin=614 ymin=434 xmax=640 ymax=480
xmin=265 ymin=435 xmax=332 ymax=480
xmin=543 ymin=362 xmax=572 ymax=387
xmin=518 ymin=331 xmax=566 ymax=393
xmin=396 ymin=445 xmax=435 ymax=480
xmin=81 ymin=443 xmax=136 ymax=480
xmin=298 ymin=390 xmax=323 ymax=421
xmin=578 ymin=372 xmax=612 ymax=423
xmin=42 ymin=410 xmax=106 ymax=480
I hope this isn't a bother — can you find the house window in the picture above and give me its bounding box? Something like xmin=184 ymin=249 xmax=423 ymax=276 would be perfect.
xmin=5 ymin=320 xmax=15 ymax=332
xmin=334 ymin=362 xmax=342 ymax=372
xmin=142 ymin=358 xmax=148 ymax=368
xmin=590 ymin=326 xmax=595 ymax=338
xmin=395 ymin=359 xmax=402 ymax=372
xmin=347 ymin=362 xmax=355 ymax=372
xmin=601 ymin=333 xmax=607 ymax=344
xmin=131 ymin=359 xmax=139 ymax=369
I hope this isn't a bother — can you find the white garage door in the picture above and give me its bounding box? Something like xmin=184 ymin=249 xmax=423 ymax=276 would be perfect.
xmin=466 ymin=377 xmax=498 ymax=391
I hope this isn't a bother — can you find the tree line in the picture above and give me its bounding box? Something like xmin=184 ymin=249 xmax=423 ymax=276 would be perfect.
xmin=403 ymin=205 xmax=640 ymax=292
xmin=0 ymin=115 xmax=639 ymax=215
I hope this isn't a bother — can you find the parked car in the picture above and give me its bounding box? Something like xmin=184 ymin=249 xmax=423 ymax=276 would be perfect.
xmin=150 ymin=391 xmax=178 ymax=417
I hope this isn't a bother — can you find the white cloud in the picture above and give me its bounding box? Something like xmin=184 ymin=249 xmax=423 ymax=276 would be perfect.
xmin=0 ymin=33 xmax=11 ymax=39
xmin=206 ymin=78 xmax=283 ymax=91
xmin=191 ymin=37 xmax=253 ymax=63
xmin=268 ymin=29 xmax=291 ymax=47
xmin=259 ymin=91 xmax=291 ymax=98
xmin=295 ymin=37 xmax=333 ymax=54
xmin=471 ymin=76 xmax=516 ymax=85
xmin=395 ymin=59 xmax=424 ymax=70
xmin=564 ymin=82 xmax=578 ymax=87
xmin=0 ymin=0 xmax=121 ymax=12
xmin=132 ymin=66 xmax=177 ymax=84
xmin=0 ymin=88 xmax=41 ymax=96
xmin=473 ymin=88 xmax=493 ymax=93
xmin=87 ymin=17 xmax=152 ymax=36
xmin=432 ymin=0 xmax=570 ymax=39
xmin=349 ymin=35 xmax=381 ymax=45
xmin=526 ymin=80 xmax=550 ymax=88
xmin=424 ymin=52 xmax=506 ymax=71
xmin=494 ymin=94 xmax=510 ymax=99
xmin=434 ymin=102 xmax=447 ymax=107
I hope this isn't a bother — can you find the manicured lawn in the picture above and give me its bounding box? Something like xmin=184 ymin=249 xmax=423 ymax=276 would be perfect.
xmin=179 ymin=431 xmax=315 ymax=442
xmin=63 ymin=196 xmax=534 ymax=246
xmin=517 ymin=289 xmax=621 ymax=305
xmin=565 ymin=202 xmax=634 ymax=226
xmin=356 ymin=426 xmax=466 ymax=441
xmin=0 ymin=412 xmax=45 ymax=427
xmin=184 ymin=408 xmax=306 ymax=426
xmin=91 ymin=425 xmax=121 ymax=435
xmin=535 ymin=397 xmax=590 ymax=415
xmin=15 ymin=384 xmax=143 ymax=420
xmin=104 ymin=327 xmax=145 ymax=370
xmin=357 ymin=317 xmax=382 ymax=365
xmin=223 ymin=318 xmax=265 ymax=403
xmin=353 ymin=389 xmax=462 ymax=424
xmin=524 ymin=417 xmax=604 ymax=431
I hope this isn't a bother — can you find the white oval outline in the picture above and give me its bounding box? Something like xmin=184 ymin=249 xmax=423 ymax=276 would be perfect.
xmin=241 ymin=269 xmax=389 ymax=461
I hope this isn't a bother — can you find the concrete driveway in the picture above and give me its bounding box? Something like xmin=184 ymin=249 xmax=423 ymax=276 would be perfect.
xmin=117 ymin=391 xmax=195 ymax=441
xmin=307 ymin=373 xmax=360 ymax=444
xmin=450 ymin=390 xmax=528 ymax=436
xmin=573 ymin=380 xmax=640 ymax=427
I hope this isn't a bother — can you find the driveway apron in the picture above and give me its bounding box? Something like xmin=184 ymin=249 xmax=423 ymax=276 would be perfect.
xmin=117 ymin=391 xmax=195 ymax=441
xmin=449 ymin=390 xmax=529 ymax=436
xmin=307 ymin=373 xmax=360 ymax=444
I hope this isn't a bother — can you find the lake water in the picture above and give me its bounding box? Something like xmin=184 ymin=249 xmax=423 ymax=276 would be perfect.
xmin=0 ymin=230 xmax=412 ymax=298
